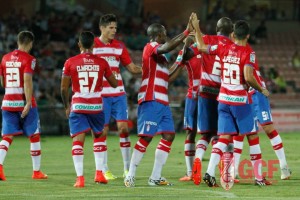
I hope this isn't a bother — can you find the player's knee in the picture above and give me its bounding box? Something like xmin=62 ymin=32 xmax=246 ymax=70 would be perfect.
xmin=118 ymin=125 xmax=129 ymax=134
xmin=262 ymin=124 xmax=274 ymax=135
xmin=162 ymin=133 xmax=175 ymax=142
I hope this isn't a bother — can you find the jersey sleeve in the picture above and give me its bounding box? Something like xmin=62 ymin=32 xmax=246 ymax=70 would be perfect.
xmin=62 ymin=59 xmax=71 ymax=76
xmin=103 ymin=60 xmax=113 ymax=79
xmin=244 ymin=51 xmax=256 ymax=68
xmin=120 ymin=44 xmax=132 ymax=67
xmin=190 ymin=43 xmax=201 ymax=56
xmin=207 ymin=44 xmax=220 ymax=56
xmin=24 ymin=57 xmax=36 ymax=74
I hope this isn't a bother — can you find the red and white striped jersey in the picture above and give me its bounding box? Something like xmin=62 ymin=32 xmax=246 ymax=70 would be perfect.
xmin=0 ymin=50 xmax=37 ymax=111
xmin=198 ymin=35 xmax=233 ymax=99
xmin=138 ymin=42 xmax=169 ymax=105
xmin=63 ymin=52 xmax=113 ymax=114
xmin=183 ymin=44 xmax=202 ymax=99
xmin=93 ymin=37 xmax=132 ymax=97
xmin=208 ymin=43 xmax=255 ymax=105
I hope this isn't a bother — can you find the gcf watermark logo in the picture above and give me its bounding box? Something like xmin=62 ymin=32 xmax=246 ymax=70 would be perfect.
xmin=220 ymin=155 xmax=279 ymax=190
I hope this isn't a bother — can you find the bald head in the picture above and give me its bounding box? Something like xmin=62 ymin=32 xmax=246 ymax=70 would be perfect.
xmin=147 ymin=23 xmax=165 ymax=39
xmin=216 ymin=17 xmax=233 ymax=36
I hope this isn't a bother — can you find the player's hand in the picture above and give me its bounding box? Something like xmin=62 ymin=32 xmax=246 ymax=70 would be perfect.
xmin=191 ymin=13 xmax=200 ymax=30
xmin=186 ymin=13 xmax=195 ymax=32
xmin=65 ymin=107 xmax=70 ymax=119
xmin=261 ymin=88 xmax=270 ymax=97
xmin=21 ymin=103 xmax=31 ymax=118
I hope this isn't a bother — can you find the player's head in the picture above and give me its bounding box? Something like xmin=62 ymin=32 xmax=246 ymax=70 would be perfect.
xmin=233 ymin=20 xmax=250 ymax=41
xmin=99 ymin=14 xmax=117 ymax=40
xmin=147 ymin=23 xmax=167 ymax=43
xmin=216 ymin=17 xmax=233 ymax=36
xmin=78 ymin=31 xmax=95 ymax=51
xmin=17 ymin=31 xmax=34 ymax=52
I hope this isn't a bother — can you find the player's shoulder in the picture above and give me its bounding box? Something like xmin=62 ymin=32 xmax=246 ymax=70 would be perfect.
xmin=111 ymin=39 xmax=127 ymax=49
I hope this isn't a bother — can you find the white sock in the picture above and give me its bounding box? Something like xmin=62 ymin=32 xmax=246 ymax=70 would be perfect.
xmin=268 ymin=130 xmax=288 ymax=168
xmin=150 ymin=139 xmax=172 ymax=180
xmin=0 ymin=137 xmax=12 ymax=165
xmin=206 ymin=138 xmax=229 ymax=177
xmin=195 ymin=137 xmax=209 ymax=160
xmin=120 ymin=132 xmax=131 ymax=172
xmin=72 ymin=141 xmax=84 ymax=176
xmin=30 ymin=141 xmax=41 ymax=171
xmin=233 ymin=135 xmax=245 ymax=177
xmin=184 ymin=140 xmax=195 ymax=176
xmin=93 ymin=138 xmax=107 ymax=171
xmin=127 ymin=138 xmax=149 ymax=177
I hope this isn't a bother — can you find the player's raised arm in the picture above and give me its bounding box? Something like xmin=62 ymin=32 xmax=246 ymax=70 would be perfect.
xmin=192 ymin=14 xmax=209 ymax=53
xmin=155 ymin=13 xmax=194 ymax=55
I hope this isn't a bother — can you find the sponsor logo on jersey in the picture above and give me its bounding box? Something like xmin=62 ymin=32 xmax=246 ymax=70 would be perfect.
xmin=2 ymin=101 xmax=25 ymax=107
xmin=74 ymin=104 xmax=102 ymax=110
xmin=211 ymin=45 xmax=218 ymax=51
xmin=219 ymin=94 xmax=246 ymax=103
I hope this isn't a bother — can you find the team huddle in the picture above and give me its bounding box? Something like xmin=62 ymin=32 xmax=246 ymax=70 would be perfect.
xmin=0 ymin=12 xmax=291 ymax=188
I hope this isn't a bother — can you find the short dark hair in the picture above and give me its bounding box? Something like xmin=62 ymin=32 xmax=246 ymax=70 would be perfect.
xmin=234 ymin=20 xmax=250 ymax=40
xmin=17 ymin=31 xmax=34 ymax=45
xmin=79 ymin=31 xmax=95 ymax=49
xmin=147 ymin=23 xmax=164 ymax=38
xmin=216 ymin=17 xmax=233 ymax=36
xmin=99 ymin=14 xmax=117 ymax=26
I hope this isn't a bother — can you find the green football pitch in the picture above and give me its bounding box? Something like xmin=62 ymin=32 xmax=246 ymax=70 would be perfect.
xmin=0 ymin=132 xmax=299 ymax=199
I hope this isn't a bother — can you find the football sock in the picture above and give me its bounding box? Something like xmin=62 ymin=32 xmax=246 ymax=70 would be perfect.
xmin=206 ymin=138 xmax=229 ymax=177
xmin=184 ymin=140 xmax=195 ymax=176
xmin=93 ymin=137 xmax=107 ymax=171
xmin=248 ymin=136 xmax=262 ymax=180
xmin=30 ymin=135 xmax=41 ymax=171
xmin=195 ymin=136 xmax=209 ymax=160
xmin=0 ymin=137 xmax=12 ymax=165
xmin=267 ymin=130 xmax=288 ymax=168
xmin=120 ymin=132 xmax=131 ymax=171
xmin=127 ymin=138 xmax=149 ymax=177
xmin=72 ymin=141 xmax=84 ymax=176
xmin=150 ymin=139 xmax=172 ymax=180
xmin=233 ymin=135 xmax=245 ymax=176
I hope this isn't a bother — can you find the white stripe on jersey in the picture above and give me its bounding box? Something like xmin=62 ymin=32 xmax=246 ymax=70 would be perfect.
xmin=105 ymin=60 xmax=119 ymax=67
xmin=202 ymin=72 xmax=221 ymax=83
xmin=154 ymin=78 xmax=168 ymax=87
xmin=140 ymin=79 xmax=149 ymax=87
xmin=101 ymin=86 xmax=125 ymax=94
xmin=222 ymin=83 xmax=245 ymax=91
xmin=73 ymin=92 xmax=101 ymax=98
xmin=218 ymin=93 xmax=247 ymax=103
xmin=93 ymin=47 xmax=123 ymax=55
xmin=2 ymin=100 xmax=25 ymax=107
xmin=5 ymin=88 xmax=24 ymax=94
xmin=138 ymin=91 xmax=146 ymax=101
xmin=154 ymin=91 xmax=168 ymax=102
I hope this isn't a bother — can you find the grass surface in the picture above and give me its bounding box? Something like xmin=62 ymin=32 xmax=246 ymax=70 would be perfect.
xmin=0 ymin=132 xmax=299 ymax=199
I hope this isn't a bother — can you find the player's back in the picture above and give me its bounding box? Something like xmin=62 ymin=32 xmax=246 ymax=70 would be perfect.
xmin=63 ymin=52 xmax=112 ymax=113
xmin=200 ymin=35 xmax=233 ymax=99
xmin=138 ymin=42 xmax=169 ymax=105
xmin=0 ymin=49 xmax=37 ymax=111
xmin=216 ymin=43 xmax=254 ymax=105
